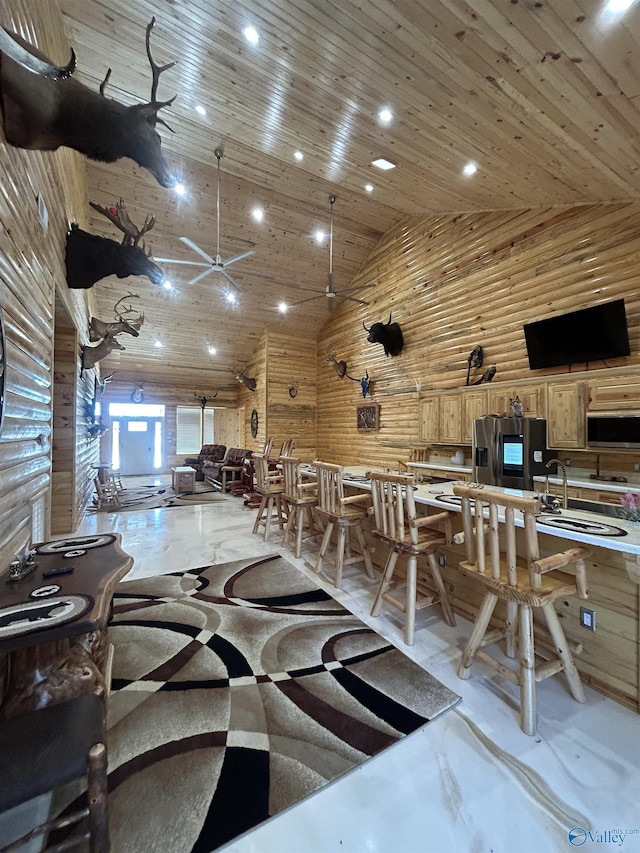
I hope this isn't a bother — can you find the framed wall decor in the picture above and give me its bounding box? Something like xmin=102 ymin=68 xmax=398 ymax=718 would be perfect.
xmin=357 ymin=403 xmax=380 ymax=431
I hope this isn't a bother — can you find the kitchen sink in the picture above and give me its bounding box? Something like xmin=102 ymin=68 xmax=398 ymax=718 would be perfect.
xmin=564 ymin=497 xmax=624 ymax=519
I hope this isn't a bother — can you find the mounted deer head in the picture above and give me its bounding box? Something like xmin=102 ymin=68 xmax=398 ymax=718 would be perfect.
xmin=89 ymin=293 xmax=145 ymax=341
xmin=326 ymin=352 xmax=348 ymax=379
xmin=363 ymin=314 xmax=404 ymax=357
xmin=235 ymin=369 xmax=257 ymax=392
xmin=0 ymin=17 xmax=177 ymax=187
xmin=66 ymin=198 xmax=164 ymax=289
xmin=81 ymin=333 xmax=126 ymax=371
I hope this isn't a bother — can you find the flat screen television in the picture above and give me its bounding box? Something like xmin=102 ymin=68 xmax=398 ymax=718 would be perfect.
xmin=523 ymin=299 xmax=630 ymax=370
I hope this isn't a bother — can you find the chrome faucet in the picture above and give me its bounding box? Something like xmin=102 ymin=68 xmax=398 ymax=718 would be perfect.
xmin=546 ymin=458 xmax=568 ymax=509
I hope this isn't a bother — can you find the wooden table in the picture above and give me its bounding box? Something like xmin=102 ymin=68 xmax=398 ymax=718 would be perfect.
xmin=0 ymin=533 xmax=133 ymax=718
xmin=172 ymin=465 xmax=196 ymax=493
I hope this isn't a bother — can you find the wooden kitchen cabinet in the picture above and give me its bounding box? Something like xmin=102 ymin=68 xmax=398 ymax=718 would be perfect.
xmin=462 ymin=389 xmax=488 ymax=444
xmin=588 ymin=376 xmax=640 ymax=411
xmin=419 ymin=395 xmax=440 ymax=443
xmin=488 ymin=383 xmax=545 ymax=418
xmin=546 ymin=381 xmax=585 ymax=448
xmin=438 ymin=394 xmax=463 ymax=443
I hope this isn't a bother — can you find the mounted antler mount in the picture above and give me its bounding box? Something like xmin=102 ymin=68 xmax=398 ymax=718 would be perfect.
xmin=0 ymin=17 xmax=177 ymax=187
xmin=89 ymin=293 xmax=145 ymax=341
xmin=66 ymin=199 xmax=164 ymax=289
xmin=234 ymin=369 xmax=257 ymax=392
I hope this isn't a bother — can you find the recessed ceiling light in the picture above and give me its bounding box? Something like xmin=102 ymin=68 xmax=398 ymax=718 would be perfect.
xmin=364 ymin=183 xmax=374 ymax=192
xmin=378 ymin=107 xmax=393 ymax=124
xmin=278 ymin=302 xmax=288 ymax=314
xmin=315 ymin=229 xmax=326 ymax=243
xmin=195 ymin=105 xmax=206 ymax=117
xmin=243 ymin=25 xmax=260 ymax=45
xmin=162 ymin=280 xmax=173 ymax=291
xmin=605 ymin=0 xmax=635 ymax=12
xmin=463 ymin=161 xmax=478 ymax=177
xmin=225 ymin=292 xmax=238 ymax=305
xmin=174 ymin=183 xmax=186 ymax=196
xmin=154 ymin=340 xmax=163 ymax=348
xmin=252 ymin=206 xmax=264 ymax=222
xmin=208 ymin=346 xmax=217 ymax=355
xmin=294 ymin=150 xmax=304 ymax=162
xmin=371 ymin=157 xmax=396 ymax=171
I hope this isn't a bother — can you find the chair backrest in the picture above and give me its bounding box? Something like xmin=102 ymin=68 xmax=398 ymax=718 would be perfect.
xmin=253 ymin=453 xmax=281 ymax=491
xmin=367 ymin=471 xmax=420 ymax=545
xmin=94 ymin=477 xmax=118 ymax=502
xmin=225 ymin=447 xmax=251 ymax=466
xmin=313 ymin=460 xmax=346 ymax=515
xmin=262 ymin=437 xmax=274 ymax=459
xmin=279 ymin=438 xmax=295 ymax=458
xmin=280 ymin=455 xmax=307 ymax=500
xmin=200 ymin=444 xmax=226 ymax=461
xmin=453 ymin=483 xmax=541 ymax=589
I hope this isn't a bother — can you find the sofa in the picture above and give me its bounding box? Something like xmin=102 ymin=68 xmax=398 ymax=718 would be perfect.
xmin=184 ymin=444 xmax=227 ymax=481
xmin=203 ymin=447 xmax=253 ymax=491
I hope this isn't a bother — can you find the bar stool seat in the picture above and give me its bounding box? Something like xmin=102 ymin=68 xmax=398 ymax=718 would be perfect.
xmin=367 ymin=471 xmax=456 ymax=645
xmin=453 ymin=483 xmax=591 ymax=735
xmin=252 ymin=453 xmax=287 ymax=542
xmin=0 ymin=692 xmax=109 ymax=851
xmin=312 ymin=460 xmax=375 ymax=588
xmin=280 ymin=456 xmax=320 ymax=559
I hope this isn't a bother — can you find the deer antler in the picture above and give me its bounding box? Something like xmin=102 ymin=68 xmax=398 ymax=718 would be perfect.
xmin=89 ymin=199 xmax=156 ymax=246
xmin=145 ymin=16 xmax=177 ymax=131
xmin=113 ymin=292 xmax=144 ymax=327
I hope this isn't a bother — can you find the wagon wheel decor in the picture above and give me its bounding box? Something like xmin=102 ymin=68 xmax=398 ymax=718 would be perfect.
xmin=250 ymin=408 xmax=259 ymax=439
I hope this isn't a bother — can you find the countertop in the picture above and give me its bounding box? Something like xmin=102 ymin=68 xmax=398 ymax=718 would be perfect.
xmin=335 ymin=466 xmax=640 ymax=557
xmin=406 ymin=461 xmax=473 ymax=474
xmin=533 ymin=475 xmax=639 ymax=495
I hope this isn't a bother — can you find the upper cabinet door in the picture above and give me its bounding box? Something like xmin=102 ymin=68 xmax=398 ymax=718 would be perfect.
xmin=462 ymin=389 xmax=488 ymax=444
xmin=438 ymin=394 xmax=462 ymax=444
xmin=588 ymin=378 xmax=640 ymax=411
xmin=419 ymin=396 xmax=439 ymax=443
xmin=547 ymin=381 xmax=585 ymax=448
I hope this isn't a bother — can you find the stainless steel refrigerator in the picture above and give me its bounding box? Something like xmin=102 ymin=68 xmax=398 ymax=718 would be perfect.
xmin=472 ymin=417 xmax=554 ymax=490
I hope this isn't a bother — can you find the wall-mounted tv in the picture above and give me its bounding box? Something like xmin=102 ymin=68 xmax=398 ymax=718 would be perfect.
xmin=523 ymin=299 xmax=630 ymax=370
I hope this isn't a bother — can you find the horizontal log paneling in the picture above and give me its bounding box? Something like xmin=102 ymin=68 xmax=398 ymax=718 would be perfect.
xmin=317 ymin=203 xmax=640 ymax=479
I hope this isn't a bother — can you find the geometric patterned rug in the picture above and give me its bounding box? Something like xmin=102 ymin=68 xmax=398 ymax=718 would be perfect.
xmin=89 ymin=483 xmax=226 ymax=513
xmin=100 ymin=555 xmax=461 ymax=851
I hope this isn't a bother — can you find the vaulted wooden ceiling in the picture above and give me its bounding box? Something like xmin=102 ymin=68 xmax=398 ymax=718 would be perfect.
xmin=57 ymin=0 xmax=640 ymax=389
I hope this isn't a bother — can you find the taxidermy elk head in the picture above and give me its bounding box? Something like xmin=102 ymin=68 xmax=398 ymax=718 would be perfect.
xmin=235 ymin=369 xmax=257 ymax=392
xmin=363 ymin=314 xmax=404 ymax=357
xmin=326 ymin=353 xmax=348 ymax=379
xmin=66 ymin=199 xmax=164 ymax=289
xmin=89 ymin=293 xmax=145 ymax=341
xmin=0 ymin=17 xmax=177 ymax=187
xmin=81 ymin=333 xmax=126 ymax=371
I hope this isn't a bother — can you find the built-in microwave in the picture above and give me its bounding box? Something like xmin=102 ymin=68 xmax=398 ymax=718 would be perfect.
xmin=586 ymin=413 xmax=640 ymax=449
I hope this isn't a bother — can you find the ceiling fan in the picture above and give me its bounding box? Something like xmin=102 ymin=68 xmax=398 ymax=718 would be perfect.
xmin=155 ymin=147 xmax=254 ymax=287
xmin=292 ymin=195 xmax=375 ymax=306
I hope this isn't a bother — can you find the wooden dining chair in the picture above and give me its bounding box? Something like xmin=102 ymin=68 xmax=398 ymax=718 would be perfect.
xmin=367 ymin=472 xmax=456 ymax=645
xmin=453 ymin=483 xmax=591 ymax=735
xmin=280 ymin=455 xmax=319 ymax=559
xmin=94 ymin=477 xmax=120 ymax=509
xmin=312 ymin=461 xmax=375 ymax=588
xmin=252 ymin=453 xmax=286 ymax=542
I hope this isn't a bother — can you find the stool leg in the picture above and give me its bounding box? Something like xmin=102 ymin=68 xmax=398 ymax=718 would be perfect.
xmin=458 ymin=591 xmax=498 ymax=679
xmin=335 ymin=525 xmax=347 ymax=589
xmin=253 ymin=496 xmax=266 ymax=535
xmin=426 ymin=553 xmax=455 ymax=627
xmin=316 ymin=521 xmax=334 ymax=574
xmin=282 ymin=506 xmax=295 ymax=548
xmin=405 ymin=554 xmax=418 ymax=645
xmin=519 ymin=604 xmax=537 ymax=736
xmin=87 ymin=742 xmax=109 ymax=853
xmin=354 ymin=522 xmax=375 ymax=578
xmin=295 ymin=506 xmax=304 ymax=558
xmin=542 ymin=603 xmax=586 ymax=703
xmin=505 ymin=600 xmax=519 ymax=659
xmin=264 ymin=495 xmax=274 ymax=541
xmin=371 ymin=551 xmax=399 ymax=617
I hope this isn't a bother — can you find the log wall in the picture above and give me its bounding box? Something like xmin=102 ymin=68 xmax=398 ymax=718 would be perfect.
xmin=317 ymin=203 xmax=640 ymax=478
xmin=0 ymin=0 xmax=93 ymax=553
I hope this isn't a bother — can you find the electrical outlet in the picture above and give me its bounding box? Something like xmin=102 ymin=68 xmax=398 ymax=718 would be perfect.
xmin=438 ymin=553 xmax=446 ymax=567
xmin=580 ymin=606 xmax=596 ymax=631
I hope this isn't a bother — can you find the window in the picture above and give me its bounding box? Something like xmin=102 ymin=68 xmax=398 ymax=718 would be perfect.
xmin=177 ymin=406 xmax=216 ymax=454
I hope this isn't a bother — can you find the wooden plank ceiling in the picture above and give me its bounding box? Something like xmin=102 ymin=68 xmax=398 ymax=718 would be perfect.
xmin=55 ymin=0 xmax=640 ymax=389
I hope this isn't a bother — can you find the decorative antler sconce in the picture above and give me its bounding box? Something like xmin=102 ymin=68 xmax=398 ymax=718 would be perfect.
xmin=194 ymin=391 xmax=218 ymax=409
xmin=131 ymin=383 xmax=145 ymax=403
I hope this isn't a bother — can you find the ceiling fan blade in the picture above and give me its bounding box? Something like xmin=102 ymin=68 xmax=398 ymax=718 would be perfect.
xmin=338 ymin=282 xmax=376 ymax=294
xmin=339 ymin=295 xmax=370 ymax=305
xmin=224 ymin=249 xmax=255 ymax=267
xmin=188 ymin=267 xmax=216 ymax=285
xmin=180 ymin=237 xmax=214 ymax=264
xmin=154 ymin=258 xmax=210 ymax=267
xmin=290 ymin=292 xmax=327 ymax=306
xmin=220 ymin=268 xmax=240 ymax=288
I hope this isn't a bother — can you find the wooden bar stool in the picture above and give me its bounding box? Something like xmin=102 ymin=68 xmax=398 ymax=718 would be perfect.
xmin=280 ymin=455 xmax=319 ymax=559
xmin=0 ymin=693 xmax=109 ymax=851
xmin=312 ymin=460 xmax=375 ymax=588
xmin=367 ymin=472 xmax=456 ymax=645
xmin=252 ymin=453 xmax=286 ymax=542
xmin=453 ymin=483 xmax=591 ymax=736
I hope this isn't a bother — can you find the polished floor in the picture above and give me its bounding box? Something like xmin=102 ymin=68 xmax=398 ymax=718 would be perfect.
xmin=72 ymin=476 xmax=640 ymax=853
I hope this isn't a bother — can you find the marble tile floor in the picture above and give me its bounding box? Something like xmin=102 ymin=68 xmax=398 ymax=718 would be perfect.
xmin=67 ymin=475 xmax=640 ymax=852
